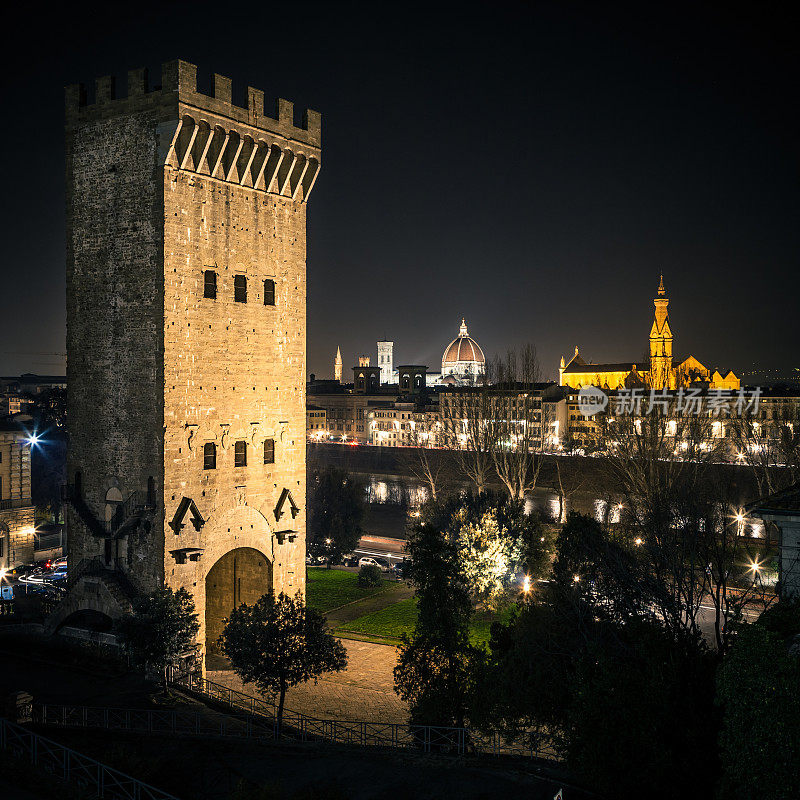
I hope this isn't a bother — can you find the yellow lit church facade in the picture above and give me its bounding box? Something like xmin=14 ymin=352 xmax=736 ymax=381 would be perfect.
xmin=559 ymin=277 xmax=740 ymax=392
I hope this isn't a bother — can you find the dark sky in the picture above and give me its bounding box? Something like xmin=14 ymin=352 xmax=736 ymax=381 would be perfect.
xmin=1 ymin=2 xmax=797 ymax=381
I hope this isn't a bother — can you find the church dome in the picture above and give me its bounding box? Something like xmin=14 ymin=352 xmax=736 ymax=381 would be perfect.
xmin=442 ymin=319 xmax=485 ymax=366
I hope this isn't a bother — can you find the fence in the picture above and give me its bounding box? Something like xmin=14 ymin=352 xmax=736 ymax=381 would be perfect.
xmin=0 ymin=717 xmax=180 ymax=800
xmin=168 ymin=670 xmax=560 ymax=761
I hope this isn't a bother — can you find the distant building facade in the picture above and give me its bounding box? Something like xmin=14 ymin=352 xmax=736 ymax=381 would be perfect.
xmin=0 ymin=419 xmax=36 ymax=571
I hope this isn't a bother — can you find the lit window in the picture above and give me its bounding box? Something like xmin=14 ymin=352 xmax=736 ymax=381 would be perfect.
xmin=234 ymin=275 xmax=247 ymax=303
xmin=264 ymin=438 xmax=275 ymax=464
xmin=203 ymin=270 xmax=217 ymax=299
xmin=203 ymin=443 xmax=216 ymax=470
xmin=234 ymin=440 xmax=247 ymax=467
xmin=264 ymin=279 xmax=275 ymax=306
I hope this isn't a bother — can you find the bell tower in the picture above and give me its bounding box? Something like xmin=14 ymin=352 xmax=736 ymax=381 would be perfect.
xmin=649 ymin=275 xmax=673 ymax=390
xmin=334 ymin=346 xmax=343 ymax=383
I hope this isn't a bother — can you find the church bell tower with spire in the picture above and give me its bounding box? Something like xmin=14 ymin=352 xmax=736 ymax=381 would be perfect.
xmin=649 ymin=275 xmax=673 ymax=390
xmin=334 ymin=346 xmax=343 ymax=383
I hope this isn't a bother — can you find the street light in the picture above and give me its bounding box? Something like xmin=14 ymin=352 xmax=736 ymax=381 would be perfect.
xmin=522 ymin=575 xmax=531 ymax=594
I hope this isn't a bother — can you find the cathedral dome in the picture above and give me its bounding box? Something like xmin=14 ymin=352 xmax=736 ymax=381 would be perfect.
xmin=442 ymin=319 xmax=485 ymax=366
xmin=441 ymin=320 xmax=485 ymax=386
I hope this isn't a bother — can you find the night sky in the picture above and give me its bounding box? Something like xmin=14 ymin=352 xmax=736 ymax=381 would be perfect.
xmin=1 ymin=2 xmax=797 ymax=381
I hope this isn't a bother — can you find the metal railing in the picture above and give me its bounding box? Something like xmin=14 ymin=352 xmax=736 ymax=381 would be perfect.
xmin=168 ymin=670 xmax=560 ymax=761
xmin=0 ymin=498 xmax=31 ymax=510
xmin=0 ymin=717 xmax=180 ymax=800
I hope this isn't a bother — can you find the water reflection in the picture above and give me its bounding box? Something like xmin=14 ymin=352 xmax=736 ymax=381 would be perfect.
xmin=364 ymin=477 xmax=429 ymax=509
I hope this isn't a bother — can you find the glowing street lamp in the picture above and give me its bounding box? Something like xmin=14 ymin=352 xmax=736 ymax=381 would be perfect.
xmin=522 ymin=575 xmax=532 ymax=594
xmin=634 ymin=537 xmax=643 ymax=546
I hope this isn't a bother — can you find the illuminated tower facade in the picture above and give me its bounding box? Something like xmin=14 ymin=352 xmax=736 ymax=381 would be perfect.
xmin=377 ymin=340 xmax=393 ymax=384
xmin=649 ymin=275 xmax=673 ymax=390
xmin=56 ymin=60 xmax=321 ymax=662
xmin=334 ymin=346 xmax=342 ymax=382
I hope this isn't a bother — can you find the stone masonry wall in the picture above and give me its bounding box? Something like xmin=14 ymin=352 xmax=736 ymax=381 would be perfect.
xmin=162 ymin=168 xmax=307 ymax=648
xmin=65 ymin=105 xmax=165 ymax=591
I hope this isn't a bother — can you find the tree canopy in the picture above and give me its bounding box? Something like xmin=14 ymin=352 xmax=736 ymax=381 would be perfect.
xmin=117 ymin=586 xmax=199 ymax=690
xmin=220 ymin=591 xmax=348 ymax=729
xmin=308 ymin=466 xmax=365 ymax=566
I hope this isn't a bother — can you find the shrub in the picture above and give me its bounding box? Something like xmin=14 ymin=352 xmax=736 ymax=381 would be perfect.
xmin=357 ymin=564 xmax=383 ymax=588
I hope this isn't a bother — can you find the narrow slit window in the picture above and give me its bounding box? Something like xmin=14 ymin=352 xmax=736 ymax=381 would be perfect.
xmin=234 ymin=440 xmax=247 ymax=467
xmin=263 ymin=438 xmax=275 ymax=464
xmin=203 ymin=443 xmax=216 ymax=470
xmin=234 ymin=275 xmax=247 ymax=303
xmin=203 ymin=270 xmax=217 ymax=299
xmin=263 ymin=278 xmax=275 ymax=306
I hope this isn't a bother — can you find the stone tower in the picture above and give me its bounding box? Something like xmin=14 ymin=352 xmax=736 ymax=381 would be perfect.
xmin=334 ymin=346 xmax=342 ymax=383
xmin=377 ymin=340 xmax=393 ymax=384
xmin=649 ymin=275 xmax=673 ymax=390
xmin=56 ymin=60 xmax=320 ymax=662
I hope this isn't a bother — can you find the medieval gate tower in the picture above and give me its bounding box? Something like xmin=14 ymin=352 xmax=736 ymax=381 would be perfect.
xmin=57 ymin=60 xmax=320 ymax=659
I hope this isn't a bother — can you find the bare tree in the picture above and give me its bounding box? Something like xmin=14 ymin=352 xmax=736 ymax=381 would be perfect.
xmin=402 ymin=413 xmax=450 ymax=502
xmin=488 ymin=344 xmax=547 ymax=500
xmin=440 ymin=382 xmax=497 ymax=494
xmin=598 ymin=405 xmax=774 ymax=651
xmin=730 ymin=398 xmax=800 ymax=496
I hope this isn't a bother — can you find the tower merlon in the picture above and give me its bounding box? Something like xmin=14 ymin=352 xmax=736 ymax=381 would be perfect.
xmin=65 ymin=59 xmax=322 ymax=150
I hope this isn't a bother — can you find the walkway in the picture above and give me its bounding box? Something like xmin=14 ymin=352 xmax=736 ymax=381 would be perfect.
xmin=208 ymin=638 xmax=407 ymax=722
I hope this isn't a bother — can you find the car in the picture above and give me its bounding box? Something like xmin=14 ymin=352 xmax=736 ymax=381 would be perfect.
xmin=45 ymin=565 xmax=68 ymax=583
xmin=358 ymin=556 xmax=382 ymax=569
xmin=0 ymin=585 xmax=15 ymax=601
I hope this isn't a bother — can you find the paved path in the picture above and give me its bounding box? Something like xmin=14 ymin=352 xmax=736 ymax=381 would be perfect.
xmin=208 ymin=638 xmax=408 ymax=722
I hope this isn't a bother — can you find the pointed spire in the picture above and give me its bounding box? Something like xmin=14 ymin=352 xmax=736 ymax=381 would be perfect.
xmin=334 ymin=346 xmax=343 ymax=382
xmin=560 ymin=355 xmax=565 ymax=368
xmin=657 ymin=273 xmax=665 ymax=296
xmin=574 ymin=345 xmax=579 ymax=356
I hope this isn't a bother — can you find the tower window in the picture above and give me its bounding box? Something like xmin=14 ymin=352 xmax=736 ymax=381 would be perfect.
xmin=203 ymin=270 xmax=217 ymax=299
xmin=264 ymin=279 xmax=275 ymax=306
xmin=234 ymin=275 xmax=247 ymax=303
xmin=234 ymin=440 xmax=247 ymax=467
xmin=263 ymin=438 xmax=275 ymax=464
xmin=203 ymin=443 xmax=216 ymax=470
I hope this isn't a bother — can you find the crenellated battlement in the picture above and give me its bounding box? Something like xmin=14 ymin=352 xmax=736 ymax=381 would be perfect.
xmin=65 ymin=59 xmax=321 ymax=151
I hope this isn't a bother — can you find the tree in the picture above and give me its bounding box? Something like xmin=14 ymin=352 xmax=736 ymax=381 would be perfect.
xmin=220 ymin=592 xmax=347 ymax=731
xmin=476 ymin=514 xmax=719 ymax=798
xmin=441 ymin=384 xmax=497 ymax=494
xmin=488 ymin=345 xmax=547 ymax=500
xmin=716 ymin=600 xmax=800 ymax=800
xmin=599 ymin=407 xmax=773 ymax=653
xmin=421 ymin=490 xmax=551 ymax=607
xmin=394 ymin=522 xmax=484 ymax=727
xmin=118 ymin=586 xmax=199 ymax=692
xmin=308 ymin=466 xmax=364 ymax=567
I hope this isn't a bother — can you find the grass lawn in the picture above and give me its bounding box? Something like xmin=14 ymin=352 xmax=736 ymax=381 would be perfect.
xmin=305 ymin=567 xmax=387 ymax=613
xmin=338 ymin=597 xmax=418 ymax=641
xmin=338 ymin=598 xmax=516 ymax=646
